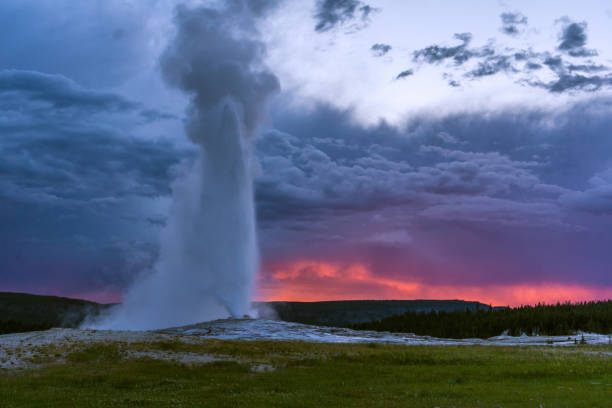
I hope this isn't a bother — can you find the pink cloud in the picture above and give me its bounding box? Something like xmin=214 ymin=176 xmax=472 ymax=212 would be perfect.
xmin=256 ymin=259 xmax=612 ymax=306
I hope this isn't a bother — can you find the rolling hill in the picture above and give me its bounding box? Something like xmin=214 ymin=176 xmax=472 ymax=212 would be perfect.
xmin=0 ymin=292 xmax=112 ymax=334
xmin=258 ymin=300 xmax=494 ymax=327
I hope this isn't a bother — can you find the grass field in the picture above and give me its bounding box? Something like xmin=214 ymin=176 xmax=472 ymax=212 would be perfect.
xmin=1 ymin=340 xmax=611 ymax=407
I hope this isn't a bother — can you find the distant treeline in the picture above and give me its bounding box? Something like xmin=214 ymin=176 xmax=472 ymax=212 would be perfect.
xmin=263 ymin=300 xmax=492 ymax=327
xmin=0 ymin=320 xmax=53 ymax=335
xmin=352 ymin=301 xmax=612 ymax=338
xmin=0 ymin=292 xmax=112 ymax=335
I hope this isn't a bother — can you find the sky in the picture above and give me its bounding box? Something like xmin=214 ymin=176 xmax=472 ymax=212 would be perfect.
xmin=2 ymin=0 xmax=612 ymax=306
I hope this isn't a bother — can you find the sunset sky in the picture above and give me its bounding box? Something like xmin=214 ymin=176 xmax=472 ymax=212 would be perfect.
xmin=2 ymin=0 xmax=612 ymax=306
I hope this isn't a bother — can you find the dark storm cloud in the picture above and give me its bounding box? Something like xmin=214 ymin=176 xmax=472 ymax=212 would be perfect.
xmin=0 ymin=0 xmax=156 ymax=87
xmin=567 ymin=64 xmax=608 ymax=73
xmin=255 ymin=99 xmax=612 ymax=287
xmin=395 ymin=69 xmax=414 ymax=80
xmin=559 ymin=22 xmax=586 ymax=49
xmin=529 ymin=54 xmax=612 ymax=92
xmin=466 ymin=54 xmax=516 ymax=78
xmin=557 ymin=19 xmax=597 ymax=57
xmin=420 ymin=197 xmax=565 ymax=229
xmin=560 ymin=169 xmax=612 ymax=215
xmin=241 ymin=0 xmax=282 ymax=15
xmin=442 ymin=73 xmax=461 ymax=87
xmin=3 ymin=2 xmax=612 ymax=299
xmin=314 ymin=0 xmax=377 ymax=32
xmin=5 ymin=85 xmax=612 ymax=295
xmin=258 ymin=107 xmax=533 ymax=223
xmin=412 ymin=34 xmax=513 ymax=79
xmin=0 ymin=70 xmax=174 ymax=123
xmin=0 ymin=70 xmax=183 ymax=207
xmin=526 ymin=62 xmax=542 ymax=70
xmin=0 ymin=70 xmax=180 ymax=201
xmin=254 ymin=127 xmax=543 ymax=225
xmin=543 ymin=55 xmax=564 ymax=73
xmin=0 ymin=70 xmax=138 ymax=112
xmin=0 ymin=236 xmax=157 ymax=301
xmin=3 ymin=0 xmax=284 ymax=300
xmin=413 ymin=32 xmax=474 ymax=65
xmin=500 ymin=11 xmax=528 ymax=36
xmin=534 ymin=73 xmax=612 ymax=93
xmin=0 ymin=69 xmax=186 ymax=296
xmin=371 ymin=43 xmax=392 ymax=57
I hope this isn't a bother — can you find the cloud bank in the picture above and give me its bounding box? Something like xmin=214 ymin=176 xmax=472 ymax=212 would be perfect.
xmin=1 ymin=1 xmax=612 ymax=307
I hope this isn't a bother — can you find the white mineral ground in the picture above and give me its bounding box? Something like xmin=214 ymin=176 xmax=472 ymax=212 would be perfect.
xmin=1 ymin=319 xmax=610 ymax=369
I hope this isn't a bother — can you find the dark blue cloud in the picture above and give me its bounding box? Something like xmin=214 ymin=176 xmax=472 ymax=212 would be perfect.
xmin=0 ymin=70 xmax=138 ymax=112
xmin=0 ymin=70 xmax=182 ymax=203
xmin=371 ymin=43 xmax=392 ymax=57
xmin=466 ymin=54 xmax=516 ymax=78
xmin=313 ymin=0 xmax=377 ymax=32
xmin=254 ymin=100 xmax=612 ymax=287
xmin=3 ymin=70 xmax=612 ymax=294
xmin=557 ymin=18 xmax=597 ymax=57
xmin=413 ymin=33 xmax=475 ymax=65
xmin=1 ymin=2 xmax=611 ymax=299
xmin=561 ymin=169 xmax=612 ymax=215
xmin=395 ymin=69 xmax=414 ymax=80
xmin=536 ymin=73 xmax=612 ymax=93
xmin=500 ymin=12 xmax=528 ymax=36
xmin=0 ymin=0 xmax=157 ymax=87
xmin=0 ymin=69 xmax=186 ymax=297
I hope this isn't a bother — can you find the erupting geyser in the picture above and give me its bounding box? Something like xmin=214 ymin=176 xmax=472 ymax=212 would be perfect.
xmin=89 ymin=2 xmax=279 ymax=330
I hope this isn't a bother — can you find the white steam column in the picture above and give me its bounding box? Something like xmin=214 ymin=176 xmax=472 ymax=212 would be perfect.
xmin=89 ymin=2 xmax=279 ymax=330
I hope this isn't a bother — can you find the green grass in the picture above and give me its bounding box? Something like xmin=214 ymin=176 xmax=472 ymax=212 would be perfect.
xmin=1 ymin=341 xmax=611 ymax=407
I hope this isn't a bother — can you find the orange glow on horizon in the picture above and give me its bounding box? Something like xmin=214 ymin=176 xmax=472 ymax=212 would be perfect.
xmin=22 ymin=261 xmax=610 ymax=308
xmin=256 ymin=260 xmax=612 ymax=307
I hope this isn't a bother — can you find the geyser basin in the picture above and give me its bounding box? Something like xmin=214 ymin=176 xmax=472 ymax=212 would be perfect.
xmin=160 ymin=318 xmax=612 ymax=346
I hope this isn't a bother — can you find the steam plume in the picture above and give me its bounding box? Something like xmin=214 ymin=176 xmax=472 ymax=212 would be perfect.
xmin=90 ymin=1 xmax=279 ymax=330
